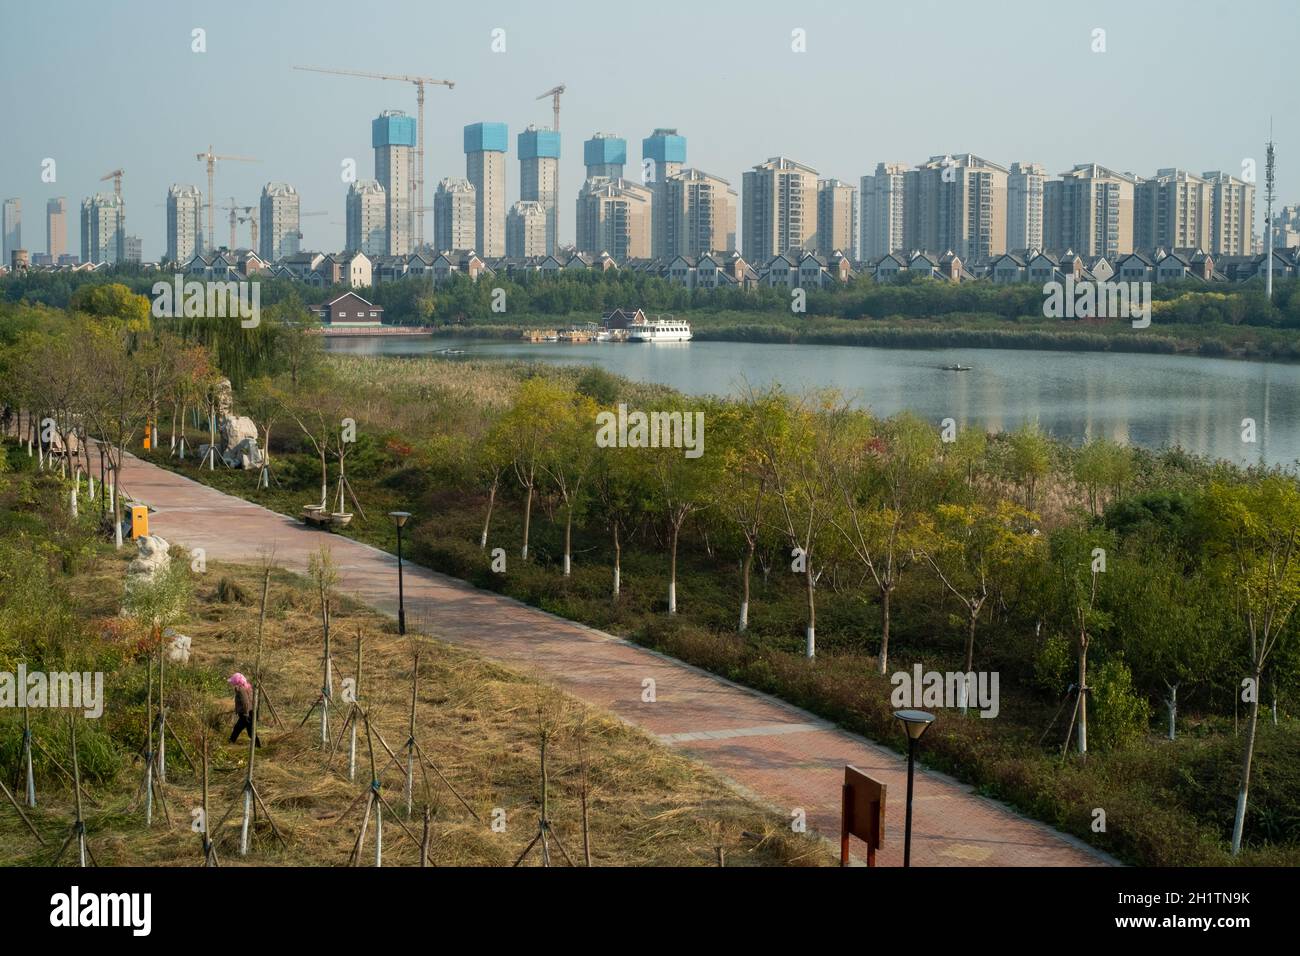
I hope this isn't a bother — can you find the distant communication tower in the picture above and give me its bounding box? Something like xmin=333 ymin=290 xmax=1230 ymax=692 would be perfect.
xmin=1265 ymin=122 xmax=1276 ymax=300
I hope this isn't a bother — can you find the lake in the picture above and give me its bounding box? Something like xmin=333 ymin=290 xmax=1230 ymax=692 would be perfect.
xmin=325 ymin=335 xmax=1300 ymax=469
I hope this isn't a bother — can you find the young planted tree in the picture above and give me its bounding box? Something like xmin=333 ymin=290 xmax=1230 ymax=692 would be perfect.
xmin=755 ymin=391 xmax=838 ymax=658
xmin=167 ymin=343 xmax=215 ymax=460
xmin=1048 ymin=526 xmax=1113 ymax=756
xmin=287 ymin=383 xmax=349 ymax=511
xmin=1204 ymin=478 xmax=1300 ymax=854
xmin=81 ymin=325 xmax=150 ymax=548
xmin=242 ymin=375 xmax=285 ymax=489
xmin=645 ymin=398 xmax=725 ymax=615
xmin=541 ymin=390 xmax=599 ymax=576
xmin=590 ymin=425 xmax=644 ymax=600
xmin=493 ymin=377 xmax=567 ymax=561
xmin=715 ymin=396 xmax=781 ymax=631
xmin=917 ymin=500 xmax=1040 ymax=708
xmin=828 ymin=411 xmax=939 ymax=674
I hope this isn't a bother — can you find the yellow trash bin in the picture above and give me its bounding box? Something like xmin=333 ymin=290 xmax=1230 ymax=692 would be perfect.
xmin=131 ymin=505 xmax=150 ymax=539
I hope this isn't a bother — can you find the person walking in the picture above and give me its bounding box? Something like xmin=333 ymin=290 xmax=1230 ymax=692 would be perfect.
xmin=228 ymin=672 xmax=262 ymax=747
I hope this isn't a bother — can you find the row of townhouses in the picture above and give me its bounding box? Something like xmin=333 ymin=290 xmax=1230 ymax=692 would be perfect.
xmin=7 ymin=243 xmax=1299 ymax=289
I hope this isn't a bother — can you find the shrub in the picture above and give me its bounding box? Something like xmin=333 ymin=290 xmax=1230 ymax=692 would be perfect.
xmin=1091 ymin=659 xmax=1150 ymax=750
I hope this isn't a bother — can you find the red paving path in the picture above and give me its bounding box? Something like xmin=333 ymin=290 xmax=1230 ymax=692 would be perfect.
xmin=115 ymin=452 xmax=1113 ymax=867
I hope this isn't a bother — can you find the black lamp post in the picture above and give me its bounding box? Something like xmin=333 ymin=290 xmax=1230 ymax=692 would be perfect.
xmin=389 ymin=511 xmax=411 ymax=635
xmin=893 ymin=708 xmax=935 ymax=867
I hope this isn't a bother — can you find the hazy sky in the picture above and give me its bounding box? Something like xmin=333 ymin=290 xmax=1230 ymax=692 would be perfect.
xmin=2 ymin=0 xmax=1296 ymax=258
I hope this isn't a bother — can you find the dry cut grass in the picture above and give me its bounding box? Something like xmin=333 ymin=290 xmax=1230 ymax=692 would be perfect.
xmin=0 ymin=551 xmax=830 ymax=867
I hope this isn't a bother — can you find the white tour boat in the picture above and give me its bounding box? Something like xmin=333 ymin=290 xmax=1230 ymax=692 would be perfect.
xmin=626 ymin=318 xmax=692 ymax=343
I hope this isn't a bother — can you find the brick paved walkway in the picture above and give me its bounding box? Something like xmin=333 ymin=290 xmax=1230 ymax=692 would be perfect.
xmin=115 ymin=452 xmax=1113 ymax=867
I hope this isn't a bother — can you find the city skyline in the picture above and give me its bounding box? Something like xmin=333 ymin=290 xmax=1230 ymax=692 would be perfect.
xmin=1 ymin=0 xmax=1296 ymax=259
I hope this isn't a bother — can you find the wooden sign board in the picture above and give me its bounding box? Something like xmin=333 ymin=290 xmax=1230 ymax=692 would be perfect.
xmin=841 ymin=765 xmax=886 ymax=866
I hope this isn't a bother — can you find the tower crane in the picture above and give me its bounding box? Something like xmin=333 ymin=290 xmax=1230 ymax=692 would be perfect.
xmin=100 ymin=169 xmax=124 ymax=197
xmin=293 ymin=65 xmax=454 ymax=250
xmin=536 ymin=85 xmax=566 ymax=131
xmin=195 ymin=146 xmax=259 ymax=251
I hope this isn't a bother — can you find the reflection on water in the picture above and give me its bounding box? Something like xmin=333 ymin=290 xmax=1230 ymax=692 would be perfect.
xmin=325 ymin=335 xmax=1300 ymax=469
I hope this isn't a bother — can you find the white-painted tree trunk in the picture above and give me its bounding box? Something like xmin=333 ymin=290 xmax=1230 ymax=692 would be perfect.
xmin=805 ymin=625 xmax=815 ymax=659
xmin=240 ymin=789 xmax=252 ymax=856
xmin=1167 ymin=684 xmax=1178 ymax=740
xmin=739 ymin=601 xmax=749 ymax=632
xmin=348 ymin=725 xmax=357 ymax=781
xmin=668 ymin=580 xmax=676 ymax=614
xmin=612 ymin=565 xmax=620 ymax=598
xmin=374 ymin=801 xmax=383 ymax=867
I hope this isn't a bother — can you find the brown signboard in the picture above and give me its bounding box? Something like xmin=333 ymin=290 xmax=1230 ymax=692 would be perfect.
xmin=841 ymin=765 xmax=886 ymax=866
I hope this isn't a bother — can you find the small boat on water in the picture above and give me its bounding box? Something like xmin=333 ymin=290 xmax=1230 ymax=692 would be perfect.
xmin=436 ymin=347 xmax=467 ymax=355
xmin=942 ymin=364 xmax=972 ymax=372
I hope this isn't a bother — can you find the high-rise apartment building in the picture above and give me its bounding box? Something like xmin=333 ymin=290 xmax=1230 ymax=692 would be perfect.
xmin=123 ymin=235 xmax=142 ymax=264
xmin=663 ymin=168 xmax=737 ymax=257
xmin=1007 ymin=162 xmax=1046 ymax=252
xmin=464 ymin=122 xmax=508 ymax=258
xmin=3 ymin=199 xmax=22 ymax=263
xmin=433 ymin=177 xmax=477 ymax=252
xmin=575 ymin=178 xmax=652 ymax=259
xmin=45 ymin=198 xmax=66 ymax=260
xmin=815 ymin=179 xmax=857 ymax=258
xmin=346 ymin=180 xmax=387 ymax=256
xmin=506 ymin=200 xmax=549 ymax=257
xmin=1043 ymin=163 xmax=1136 ymax=258
xmin=373 ymin=110 xmax=416 ymax=255
xmin=1134 ymin=168 xmax=1212 ymax=252
xmin=518 ymin=125 xmax=560 ymax=255
xmin=1273 ymin=204 xmax=1300 ymax=248
xmin=166 ymin=184 xmax=204 ymax=263
xmin=80 ymin=193 xmax=124 ymax=264
xmin=860 ymin=162 xmax=909 ymax=261
xmin=906 ymin=154 xmax=1008 ymax=261
xmin=642 ymin=129 xmax=686 ymax=258
xmin=584 ymin=133 xmax=626 ymax=180
xmin=1201 ymin=171 xmax=1255 ymax=257
xmin=259 ymin=182 xmax=300 ymax=260
xmin=741 ymin=157 xmax=819 ymax=262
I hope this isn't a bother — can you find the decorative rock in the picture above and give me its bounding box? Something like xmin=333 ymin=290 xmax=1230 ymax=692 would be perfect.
xmin=163 ymin=627 xmax=192 ymax=664
xmin=127 ymin=534 xmax=172 ymax=582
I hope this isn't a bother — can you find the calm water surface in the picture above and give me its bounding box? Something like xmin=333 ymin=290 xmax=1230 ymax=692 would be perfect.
xmin=325 ymin=336 xmax=1300 ymax=469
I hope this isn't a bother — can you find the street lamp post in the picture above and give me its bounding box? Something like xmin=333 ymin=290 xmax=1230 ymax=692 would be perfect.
xmin=389 ymin=511 xmax=411 ymax=635
xmin=893 ymin=709 xmax=935 ymax=867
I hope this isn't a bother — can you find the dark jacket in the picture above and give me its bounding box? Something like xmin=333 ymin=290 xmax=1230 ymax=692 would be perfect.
xmin=234 ymin=683 xmax=254 ymax=718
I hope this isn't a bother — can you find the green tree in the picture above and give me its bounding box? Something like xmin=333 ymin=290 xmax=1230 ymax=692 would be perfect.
xmin=917 ymin=500 xmax=1041 ymax=705
xmin=1006 ymin=423 xmax=1051 ymax=510
xmin=828 ymin=411 xmax=938 ymax=674
xmin=1204 ymin=478 xmax=1300 ymax=854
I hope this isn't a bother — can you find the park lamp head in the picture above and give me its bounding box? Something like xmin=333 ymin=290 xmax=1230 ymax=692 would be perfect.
xmin=388 ymin=511 xmax=411 ymax=528
xmin=893 ymin=709 xmax=935 ymax=741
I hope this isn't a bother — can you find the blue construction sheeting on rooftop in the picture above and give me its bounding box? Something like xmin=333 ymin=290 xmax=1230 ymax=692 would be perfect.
xmin=518 ymin=128 xmax=561 ymax=159
xmin=642 ymin=133 xmax=686 ymax=165
xmin=584 ymin=136 xmax=627 ymax=166
xmin=372 ymin=114 xmax=417 ymax=148
xmin=464 ymin=122 xmax=509 ymax=154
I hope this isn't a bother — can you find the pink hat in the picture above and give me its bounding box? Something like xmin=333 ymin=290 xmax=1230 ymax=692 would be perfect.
xmin=228 ymin=673 xmax=249 ymax=688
